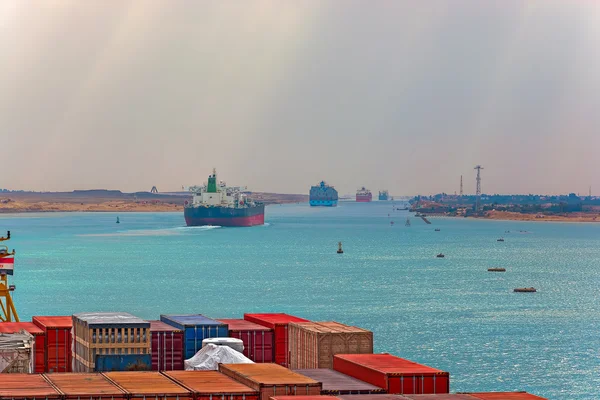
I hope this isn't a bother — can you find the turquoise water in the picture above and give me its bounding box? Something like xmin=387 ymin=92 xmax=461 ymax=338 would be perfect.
xmin=1 ymin=202 xmax=599 ymax=398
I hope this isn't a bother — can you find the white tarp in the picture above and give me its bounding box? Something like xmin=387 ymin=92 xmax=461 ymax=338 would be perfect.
xmin=184 ymin=343 xmax=253 ymax=371
xmin=0 ymin=330 xmax=34 ymax=373
xmin=202 ymin=337 xmax=244 ymax=353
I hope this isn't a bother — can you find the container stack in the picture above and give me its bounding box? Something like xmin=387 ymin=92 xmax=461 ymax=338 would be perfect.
xmin=333 ymin=353 xmax=450 ymax=395
xmin=71 ymin=312 xmax=151 ymax=372
xmin=165 ymin=370 xmax=259 ymax=400
xmin=243 ymin=313 xmax=309 ymax=367
xmin=217 ymin=319 xmax=274 ymax=363
xmin=0 ymin=322 xmax=45 ymax=373
xmin=32 ymin=316 xmax=73 ymax=373
xmin=219 ymin=363 xmax=322 ymax=400
xmin=288 ymin=321 xmax=373 ymax=369
xmin=160 ymin=314 xmax=228 ymax=360
xmin=148 ymin=320 xmax=184 ymax=371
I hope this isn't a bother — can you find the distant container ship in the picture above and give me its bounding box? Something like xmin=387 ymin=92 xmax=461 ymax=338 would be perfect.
xmin=309 ymin=181 xmax=338 ymax=207
xmin=378 ymin=190 xmax=389 ymax=201
xmin=356 ymin=187 xmax=372 ymax=202
xmin=184 ymin=169 xmax=264 ymax=227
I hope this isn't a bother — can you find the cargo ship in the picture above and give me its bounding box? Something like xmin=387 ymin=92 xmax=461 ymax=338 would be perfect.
xmin=309 ymin=181 xmax=338 ymax=207
xmin=356 ymin=187 xmax=372 ymax=202
xmin=184 ymin=169 xmax=264 ymax=227
xmin=378 ymin=190 xmax=389 ymax=201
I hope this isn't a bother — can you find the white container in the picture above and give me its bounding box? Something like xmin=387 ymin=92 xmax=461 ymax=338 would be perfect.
xmin=202 ymin=337 xmax=244 ymax=353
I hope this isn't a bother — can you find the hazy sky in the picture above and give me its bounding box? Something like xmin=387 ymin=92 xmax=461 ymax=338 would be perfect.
xmin=1 ymin=1 xmax=598 ymax=195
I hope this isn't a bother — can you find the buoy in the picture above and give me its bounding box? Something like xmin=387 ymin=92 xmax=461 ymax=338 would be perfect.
xmin=488 ymin=268 xmax=506 ymax=272
xmin=116 ymin=217 xmax=120 ymax=224
xmin=337 ymin=242 xmax=344 ymax=254
xmin=514 ymin=287 xmax=536 ymax=293
xmin=390 ymin=221 xmax=394 ymax=226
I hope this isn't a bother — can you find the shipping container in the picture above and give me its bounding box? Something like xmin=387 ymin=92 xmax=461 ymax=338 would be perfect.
xmin=337 ymin=395 xmax=410 ymax=400
xmin=165 ymin=370 xmax=259 ymax=400
xmin=0 ymin=331 xmax=34 ymax=373
xmin=33 ymin=316 xmax=73 ymax=373
xmin=103 ymin=371 xmax=193 ymax=400
xmin=149 ymin=320 xmax=184 ymax=371
xmin=0 ymin=374 xmax=61 ymax=400
xmin=243 ymin=313 xmax=309 ymax=367
xmin=217 ymin=318 xmax=274 ymax=363
xmin=44 ymin=373 xmax=127 ymax=400
xmin=289 ymin=322 xmax=373 ymax=369
xmin=161 ymin=314 xmax=228 ymax=359
xmin=220 ymin=363 xmax=322 ymax=400
xmin=404 ymin=395 xmax=478 ymax=399
xmin=271 ymin=396 xmax=342 ymax=400
xmin=0 ymin=321 xmax=45 ymax=373
xmin=333 ymin=354 xmax=450 ymax=395
xmin=294 ymin=369 xmax=384 ymax=395
xmin=466 ymin=393 xmax=547 ymax=400
xmin=95 ymin=354 xmax=152 ymax=372
xmin=72 ymin=312 xmax=151 ymax=372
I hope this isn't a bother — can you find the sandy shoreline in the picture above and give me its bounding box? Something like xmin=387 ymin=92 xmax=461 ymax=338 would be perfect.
xmin=469 ymin=210 xmax=600 ymax=223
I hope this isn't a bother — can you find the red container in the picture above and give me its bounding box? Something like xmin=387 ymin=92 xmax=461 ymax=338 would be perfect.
xmin=333 ymin=354 xmax=450 ymax=395
xmin=219 ymin=363 xmax=322 ymax=400
xmin=404 ymin=395 xmax=477 ymax=399
xmin=165 ymin=370 xmax=259 ymax=400
xmin=337 ymin=395 xmax=411 ymax=400
xmin=33 ymin=316 xmax=73 ymax=373
xmin=149 ymin=320 xmax=184 ymax=371
xmin=0 ymin=322 xmax=45 ymax=373
xmin=218 ymin=318 xmax=274 ymax=363
xmin=244 ymin=313 xmax=309 ymax=367
xmin=0 ymin=374 xmax=61 ymax=399
xmin=271 ymin=397 xmax=342 ymax=400
xmin=467 ymin=393 xmax=547 ymax=400
xmin=44 ymin=373 xmax=126 ymax=400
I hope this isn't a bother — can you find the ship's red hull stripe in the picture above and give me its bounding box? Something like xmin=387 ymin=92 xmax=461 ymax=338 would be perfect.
xmin=185 ymin=213 xmax=265 ymax=227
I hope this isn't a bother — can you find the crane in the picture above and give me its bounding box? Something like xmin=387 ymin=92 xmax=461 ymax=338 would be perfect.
xmin=0 ymin=230 xmax=19 ymax=322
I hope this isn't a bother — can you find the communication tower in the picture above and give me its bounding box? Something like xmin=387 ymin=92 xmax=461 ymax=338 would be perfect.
xmin=474 ymin=165 xmax=483 ymax=211
xmin=460 ymin=175 xmax=463 ymax=197
xmin=0 ymin=231 xmax=19 ymax=322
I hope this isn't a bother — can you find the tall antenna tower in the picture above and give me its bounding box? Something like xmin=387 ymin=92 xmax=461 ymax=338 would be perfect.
xmin=474 ymin=165 xmax=483 ymax=211
xmin=460 ymin=175 xmax=463 ymax=197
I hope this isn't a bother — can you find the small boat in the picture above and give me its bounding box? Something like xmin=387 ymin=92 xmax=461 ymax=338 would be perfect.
xmin=116 ymin=217 xmax=120 ymax=224
xmin=435 ymin=228 xmax=440 ymax=232
xmin=436 ymin=253 xmax=445 ymax=258
xmin=497 ymin=238 xmax=504 ymax=242
xmin=514 ymin=287 xmax=536 ymax=293
xmin=488 ymin=268 xmax=506 ymax=272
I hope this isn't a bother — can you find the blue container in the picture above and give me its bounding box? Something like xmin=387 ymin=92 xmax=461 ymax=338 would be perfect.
xmin=160 ymin=314 xmax=228 ymax=359
xmin=95 ymin=354 xmax=151 ymax=372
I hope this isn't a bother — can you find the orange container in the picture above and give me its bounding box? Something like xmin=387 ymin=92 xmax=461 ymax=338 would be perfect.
xmin=219 ymin=363 xmax=322 ymax=400
xmin=403 ymin=395 xmax=477 ymax=399
xmin=165 ymin=370 xmax=259 ymax=400
xmin=288 ymin=322 xmax=373 ymax=369
xmin=333 ymin=353 xmax=449 ymax=395
xmin=0 ymin=321 xmax=45 ymax=373
xmin=467 ymin=393 xmax=547 ymax=400
xmin=33 ymin=316 xmax=73 ymax=373
xmin=337 ymin=395 xmax=411 ymax=400
xmin=0 ymin=374 xmax=61 ymax=399
xmin=103 ymin=371 xmax=193 ymax=400
xmin=44 ymin=373 xmax=126 ymax=400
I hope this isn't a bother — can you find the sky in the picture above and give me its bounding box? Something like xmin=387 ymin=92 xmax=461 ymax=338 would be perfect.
xmin=1 ymin=1 xmax=599 ymax=196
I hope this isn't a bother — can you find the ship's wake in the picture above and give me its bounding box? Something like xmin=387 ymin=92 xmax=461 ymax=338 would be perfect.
xmin=79 ymin=225 xmax=221 ymax=237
